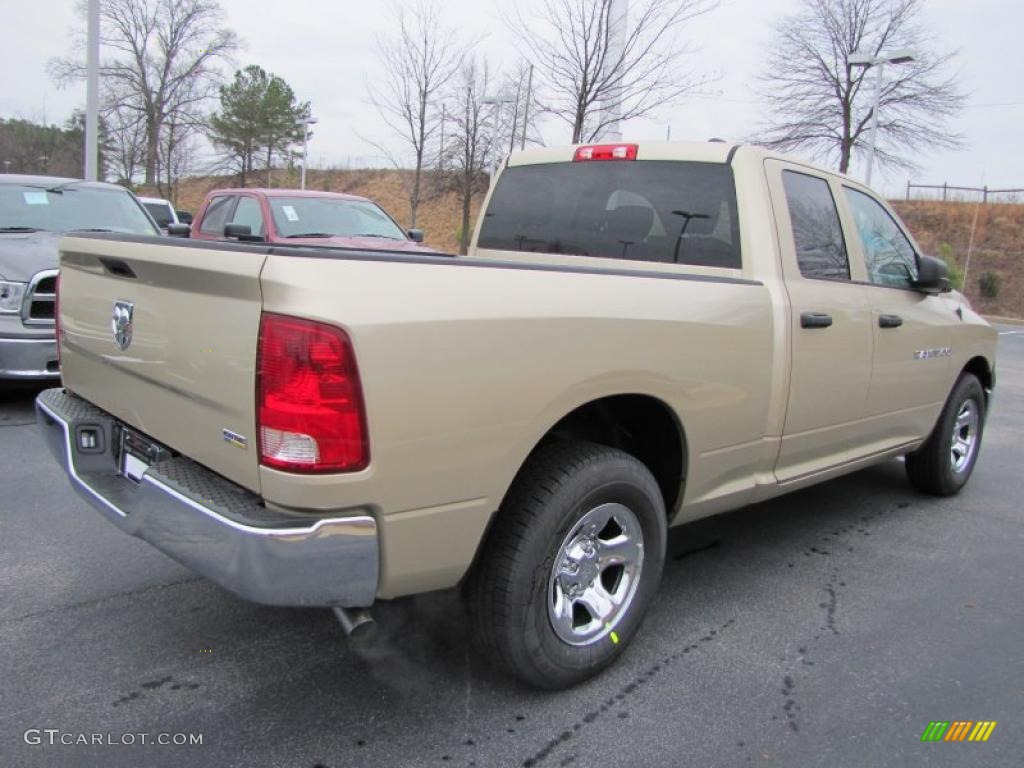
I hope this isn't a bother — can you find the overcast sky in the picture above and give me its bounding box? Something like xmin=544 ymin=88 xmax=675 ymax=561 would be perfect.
xmin=2 ymin=0 xmax=1021 ymax=197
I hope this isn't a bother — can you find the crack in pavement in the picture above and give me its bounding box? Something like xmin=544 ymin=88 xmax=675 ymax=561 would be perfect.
xmin=2 ymin=575 xmax=205 ymax=626
xmin=519 ymin=618 xmax=737 ymax=768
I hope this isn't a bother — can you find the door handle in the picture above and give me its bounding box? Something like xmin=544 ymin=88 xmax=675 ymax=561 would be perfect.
xmin=800 ymin=312 xmax=833 ymax=329
xmin=879 ymin=314 xmax=903 ymax=328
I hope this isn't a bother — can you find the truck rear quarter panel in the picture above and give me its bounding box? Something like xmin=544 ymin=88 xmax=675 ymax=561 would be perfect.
xmin=258 ymin=252 xmax=775 ymax=597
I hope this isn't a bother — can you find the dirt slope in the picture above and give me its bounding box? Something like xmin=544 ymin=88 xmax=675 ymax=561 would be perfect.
xmin=893 ymin=201 xmax=1023 ymax=318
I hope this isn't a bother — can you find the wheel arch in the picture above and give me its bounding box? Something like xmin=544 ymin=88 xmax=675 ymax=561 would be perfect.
xmin=961 ymin=355 xmax=994 ymax=401
xmin=537 ymin=394 xmax=688 ymax=519
xmin=462 ymin=393 xmax=688 ymax=598
xmin=461 ymin=392 xmax=687 ymax=591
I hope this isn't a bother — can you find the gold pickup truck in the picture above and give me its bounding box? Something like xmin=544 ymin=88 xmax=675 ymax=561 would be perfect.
xmin=36 ymin=142 xmax=996 ymax=689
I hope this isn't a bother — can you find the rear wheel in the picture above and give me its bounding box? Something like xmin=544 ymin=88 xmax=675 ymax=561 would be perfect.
xmin=905 ymin=373 xmax=986 ymax=496
xmin=468 ymin=441 xmax=667 ymax=689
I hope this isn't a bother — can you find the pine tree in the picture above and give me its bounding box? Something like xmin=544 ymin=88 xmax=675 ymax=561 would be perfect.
xmin=208 ymin=65 xmax=310 ymax=187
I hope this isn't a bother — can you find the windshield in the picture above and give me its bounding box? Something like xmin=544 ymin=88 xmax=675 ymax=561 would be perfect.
xmin=143 ymin=201 xmax=175 ymax=227
xmin=0 ymin=183 xmax=160 ymax=235
xmin=268 ymin=196 xmax=407 ymax=240
xmin=477 ymin=161 xmax=741 ymax=268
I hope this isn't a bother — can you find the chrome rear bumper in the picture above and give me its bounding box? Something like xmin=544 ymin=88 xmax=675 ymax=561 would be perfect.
xmin=36 ymin=388 xmax=378 ymax=607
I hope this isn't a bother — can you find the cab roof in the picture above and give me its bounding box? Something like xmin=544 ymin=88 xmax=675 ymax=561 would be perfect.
xmin=504 ymin=140 xmax=864 ymax=187
xmin=507 ymin=140 xmax=742 ymax=167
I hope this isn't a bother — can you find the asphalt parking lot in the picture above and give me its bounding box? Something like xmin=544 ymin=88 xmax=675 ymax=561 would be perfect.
xmin=2 ymin=328 xmax=1022 ymax=768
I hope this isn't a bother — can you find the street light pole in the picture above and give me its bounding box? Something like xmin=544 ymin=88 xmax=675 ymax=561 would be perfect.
xmin=863 ymin=60 xmax=885 ymax=186
xmin=439 ymin=103 xmax=446 ymax=170
xmin=602 ymin=0 xmax=627 ymax=141
xmin=299 ymin=116 xmax=318 ymax=190
xmin=520 ymin=64 xmax=533 ymax=151
xmin=847 ymin=49 xmax=914 ymax=186
xmin=84 ymin=0 xmax=100 ymax=181
xmin=483 ymin=96 xmax=513 ymax=173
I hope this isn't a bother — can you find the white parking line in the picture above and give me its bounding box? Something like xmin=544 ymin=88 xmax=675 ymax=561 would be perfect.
xmin=998 ymin=331 xmax=1021 ymax=336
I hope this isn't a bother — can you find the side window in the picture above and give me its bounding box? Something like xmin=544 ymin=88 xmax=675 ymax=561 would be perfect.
xmin=199 ymin=196 xmax=234 ymax=235
xmin=843 ymin=187 xmax=918 ymax=288
xmin=782 ymin=171 xmax=850 ymax=280
xmin=230 ymin=196 xmax=265 ymax=235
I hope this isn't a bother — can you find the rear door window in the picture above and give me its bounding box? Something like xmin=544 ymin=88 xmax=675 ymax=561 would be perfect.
xmin=477 ymin=160 xmax=741 ymax=268
xmin=781 ymin=171 xmax=850 ymax=281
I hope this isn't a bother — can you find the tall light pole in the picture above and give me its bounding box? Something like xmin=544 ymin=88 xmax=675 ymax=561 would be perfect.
xmin=847 ymin=49 xmax=914 ymax=186
xmin=439 ymin=102 xmax=447 ymax=170
xmin=482 ymin=96 xmax=513 ymax=173
xmin=601 ymin=0 xmax=627 ymax=141
xmin=520 ymin=64 xmax=533 ymax=150
xmin=84 ymin=0 xmax=100 ymax=181
xmin=299 ymin=115 xmax=317 ymax=190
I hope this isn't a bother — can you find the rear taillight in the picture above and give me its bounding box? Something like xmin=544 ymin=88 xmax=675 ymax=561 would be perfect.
xmin=573 ymin=143 xmax=638 ymax=162
xmin=256 ymin=313 xmax=369 ymax=473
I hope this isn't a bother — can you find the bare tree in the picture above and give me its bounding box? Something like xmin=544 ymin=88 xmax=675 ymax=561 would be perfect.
xmin=488 ymin=61 xmax=545 ymax=160
xmin=158 ymin=113 xmax=204 ymax=201
xmin=753 ymin=0 xmax=964 ymax=174
xmin=106 ymin=107 xmax=147 ymax=185
xmin=369 ymin=0 xmax=464 ymax=227
xmin=444 ymin=59 xmax=494 ymax=254
xmin=51 ymin=0 xmax=239 ymax=185
xmin=509 ymin=0 xmax=715 ymax=143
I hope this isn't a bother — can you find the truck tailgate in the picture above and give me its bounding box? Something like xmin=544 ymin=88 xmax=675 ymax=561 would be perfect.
xmin=57 ymin=235 xmax=266 ymax=492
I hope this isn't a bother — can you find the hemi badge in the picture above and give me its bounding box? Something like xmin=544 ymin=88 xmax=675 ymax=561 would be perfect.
xmin=913 ymin=347 xmax=952 ymax=360
xmin=222 ymin=429 xmax=248 ymax=450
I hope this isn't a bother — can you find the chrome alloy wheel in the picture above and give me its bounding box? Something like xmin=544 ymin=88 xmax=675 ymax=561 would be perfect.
xmin=547 ymin=502 xmax=644 ymax=646
xmin=950 ymin=400 xmax=980 ymax=474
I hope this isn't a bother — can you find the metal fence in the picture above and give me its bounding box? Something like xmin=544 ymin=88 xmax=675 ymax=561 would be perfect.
xmin=905 ymin=182 xmax=1024 ymax=203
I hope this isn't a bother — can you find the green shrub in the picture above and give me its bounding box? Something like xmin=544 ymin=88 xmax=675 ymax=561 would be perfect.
xmin=979 ymin=270 xmax=1001 ymax=299
xmin=935 ymin=243 xmax=964 ymax=289
xmin=946 ymin=263 xmax=965 ymax=291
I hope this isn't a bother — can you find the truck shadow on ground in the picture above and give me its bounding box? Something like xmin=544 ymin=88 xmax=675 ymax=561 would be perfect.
xmin=0 ymin=382 xmax=48 ymax=425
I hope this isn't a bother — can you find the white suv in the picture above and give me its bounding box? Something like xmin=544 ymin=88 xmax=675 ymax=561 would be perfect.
xmin=138 ymin=196 xmax=180 ymax=231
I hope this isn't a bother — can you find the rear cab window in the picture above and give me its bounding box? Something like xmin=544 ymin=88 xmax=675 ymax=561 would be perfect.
xmin=477 ymin=160 xmax=741 ymax=268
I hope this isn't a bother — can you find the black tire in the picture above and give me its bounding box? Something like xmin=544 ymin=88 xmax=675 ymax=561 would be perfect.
xmin=467 ymin=440 xmax=667 ymax=690
xmin=905 ymin=373 xmax=986 ymax=496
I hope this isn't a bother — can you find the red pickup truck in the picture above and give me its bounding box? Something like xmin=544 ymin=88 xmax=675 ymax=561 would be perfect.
xmin=189 ymin=188 xmax=437 ymax=253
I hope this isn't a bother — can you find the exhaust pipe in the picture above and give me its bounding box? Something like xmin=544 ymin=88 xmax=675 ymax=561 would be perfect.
xmin=332 ymin=606 xmax=375 ymax=640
